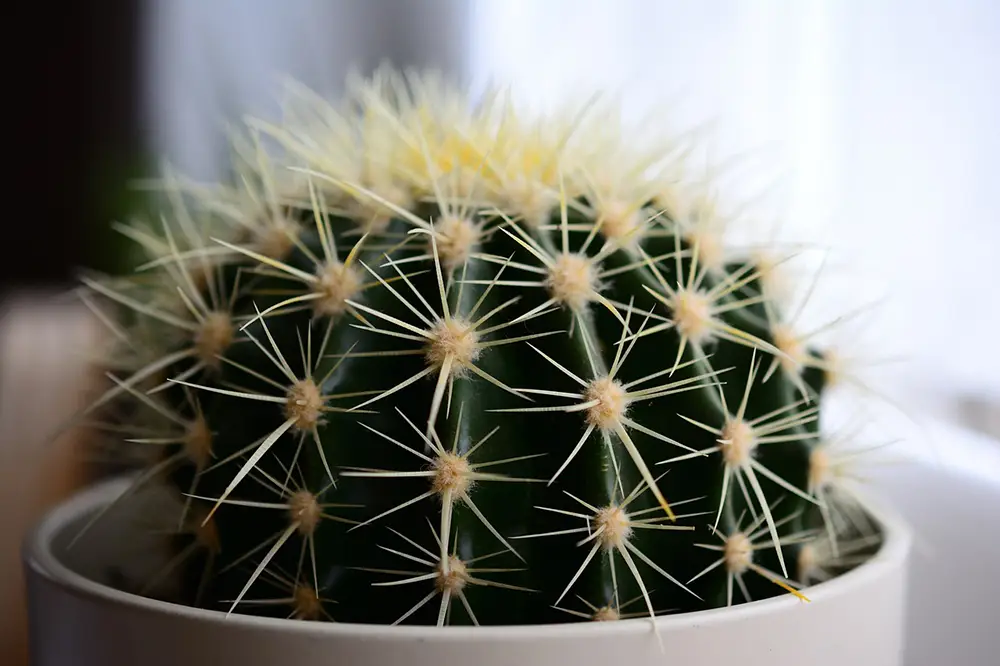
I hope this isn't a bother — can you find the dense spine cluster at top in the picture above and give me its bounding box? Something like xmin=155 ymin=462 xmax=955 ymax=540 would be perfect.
xmin=72 ymin=67 xmax=885 ymax=628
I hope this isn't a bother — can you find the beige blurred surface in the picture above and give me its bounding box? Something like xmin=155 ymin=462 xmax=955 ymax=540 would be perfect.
xmin=0 ymin=292 xmax=101 ymax=666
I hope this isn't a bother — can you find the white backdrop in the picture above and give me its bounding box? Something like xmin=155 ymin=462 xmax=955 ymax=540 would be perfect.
xmin=144 ymin=0 xmax=1000 ymax=430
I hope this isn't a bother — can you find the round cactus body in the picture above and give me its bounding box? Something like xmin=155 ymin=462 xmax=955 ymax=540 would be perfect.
xmin=75 ymin=67 xmax=881 ymax=627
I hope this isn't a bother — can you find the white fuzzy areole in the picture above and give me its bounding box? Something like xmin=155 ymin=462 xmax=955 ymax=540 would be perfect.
xmin=583 ymin=377 xmax=629 ymax=431
xmin=289 ymin=490 xmax=322 ymax=536
xmin=672 ymin=289 xmax=713 ymax=344
xmin=433 ymin=215 xmax=480 ymax=272
xmin=809 ymin=446 xmax=831 ymax=491
xmin=594 ymin=505 xmax=632 ymax=551
xmin=592 ymin=606 xmax=620 ymax=622
xmin=798 ymin=543 xmax=818 ymax=581
xmin=426 ymin=318 xmax=481 ymax=371
xmin=431 ymin=452 xmax=473 ymax=497
xmin=546 ymin=253 xmax=598 ymax=312
xmin=721 ymin=419 xmax=757 ymax=467
xmin=194 ymin=311 xmax=235 ymax=368
xmin=292 ymin=584 xmax=323 ymax=620
xmin=254 ymin=219 xmax=299 ymax=260
xmin=685 ymin=228 xmax=726 ymax=273
xmin=597 ymin=201 xmax=643 ymax=244
xmin=773 ymin=324 xmax=808 ymax=374
xmin=285 ymin=379 xmax=324 ymax=431
xmin=504 ymin=176 xmax=556 ymax=228
xmin=435 ymin=555 xmax=469 ymax=594
xmin=183 ymin=415 xmax=213 ymax=470
xmin=345 ymin=182 xmax=413 ymax=234
xmin=313 ymin=261 xmax=363 ymax=317
xmin=724 ymin=532 xmax=754 ymax=574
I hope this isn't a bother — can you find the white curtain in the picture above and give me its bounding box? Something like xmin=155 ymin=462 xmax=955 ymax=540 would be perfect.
xmin=144 ymin=0 xmax=1000 ymax=426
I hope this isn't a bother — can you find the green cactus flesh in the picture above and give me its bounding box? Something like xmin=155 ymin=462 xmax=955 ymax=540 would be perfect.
xmin=79 ymin=69 xmax=882 ymax=627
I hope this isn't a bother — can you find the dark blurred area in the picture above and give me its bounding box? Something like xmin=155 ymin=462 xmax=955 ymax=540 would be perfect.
xmin=2 ymin=5 xmax=146 ymax=662
xmin=7 ymin=0 xmax=148 ymax=296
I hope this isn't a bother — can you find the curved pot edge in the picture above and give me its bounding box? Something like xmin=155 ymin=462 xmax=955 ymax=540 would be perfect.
xmin=22 ymin=474 xmax=913 ymax=641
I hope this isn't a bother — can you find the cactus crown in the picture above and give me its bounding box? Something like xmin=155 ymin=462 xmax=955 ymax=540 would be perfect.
xmin=74 ymin=66 xmax=885 ymax=628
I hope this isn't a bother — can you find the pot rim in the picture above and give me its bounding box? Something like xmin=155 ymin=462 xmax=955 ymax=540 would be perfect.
xmin=23 ymin=475 xmax=911 ymax=641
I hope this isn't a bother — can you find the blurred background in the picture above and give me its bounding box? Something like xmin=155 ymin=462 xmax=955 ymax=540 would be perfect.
xmin=2 ymin=1 xmax=998 ymax=664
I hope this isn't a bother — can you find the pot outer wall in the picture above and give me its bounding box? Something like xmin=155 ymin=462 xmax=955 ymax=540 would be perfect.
xmin=23 ymin=477 xmax=912 ymax=666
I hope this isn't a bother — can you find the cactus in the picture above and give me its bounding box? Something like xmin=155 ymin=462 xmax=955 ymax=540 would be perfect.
xmin=74 ymin=66 xmax=885 ymax=628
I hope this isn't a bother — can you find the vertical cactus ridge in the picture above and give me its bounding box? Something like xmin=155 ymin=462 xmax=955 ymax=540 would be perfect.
xmin=70 ymin=66 xmax=890 ymax=628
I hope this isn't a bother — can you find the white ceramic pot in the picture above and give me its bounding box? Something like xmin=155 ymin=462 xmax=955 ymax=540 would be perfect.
xmin=23 ymin=475 xmax=913 ymax=666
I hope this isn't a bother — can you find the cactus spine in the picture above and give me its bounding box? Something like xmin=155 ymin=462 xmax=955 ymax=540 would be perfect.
xmin=76 ymin=67 xmax=883 ymax=627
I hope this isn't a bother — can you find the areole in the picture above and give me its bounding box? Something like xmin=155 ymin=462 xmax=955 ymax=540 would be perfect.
xmin=24 ymin=476 xmax=912 ymax=666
